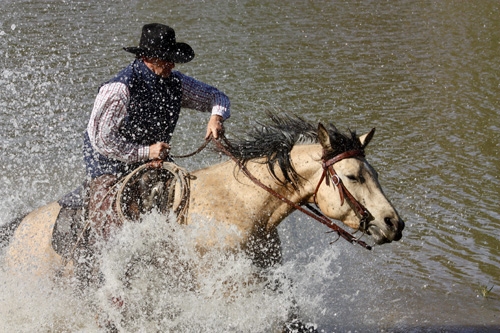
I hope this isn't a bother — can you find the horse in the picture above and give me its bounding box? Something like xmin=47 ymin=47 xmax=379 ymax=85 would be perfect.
xmin=1 ymin=112 xmax=404 ymax=282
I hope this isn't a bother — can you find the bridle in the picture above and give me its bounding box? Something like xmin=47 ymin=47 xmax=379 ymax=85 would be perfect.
xmin=212 ymin=137 xmax=373 ymax=250
xmin=313 ymin=150 xmax=373 ymax=232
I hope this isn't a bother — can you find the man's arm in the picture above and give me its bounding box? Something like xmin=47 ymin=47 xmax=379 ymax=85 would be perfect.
xmin=87 ymin=82 xmax=150 ymax=163
xmin=175 ymin=71 xmax=231 ymax=139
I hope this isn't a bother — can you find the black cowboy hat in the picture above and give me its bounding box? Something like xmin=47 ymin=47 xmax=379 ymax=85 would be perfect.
xmin=123 ymin=23 xmax=194 ymax=63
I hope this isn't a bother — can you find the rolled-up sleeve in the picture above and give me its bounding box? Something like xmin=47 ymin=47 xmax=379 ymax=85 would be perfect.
xmin=176 ymin=71 xmax=231 ymax=120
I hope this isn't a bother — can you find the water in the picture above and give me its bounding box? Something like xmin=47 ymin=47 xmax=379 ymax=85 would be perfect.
xmin=1 ymin=0 xmax=499 ymax=331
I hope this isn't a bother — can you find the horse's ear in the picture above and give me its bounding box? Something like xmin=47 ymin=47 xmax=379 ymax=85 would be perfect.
xmin=317 ymin=123 xmax=333 ymax=151
xmin=359 ymin=128 xmax=376 ymax=148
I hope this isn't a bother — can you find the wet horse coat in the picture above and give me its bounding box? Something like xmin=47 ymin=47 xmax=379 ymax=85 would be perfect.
xmin=3 ymin=114 xmax=404 ymax=276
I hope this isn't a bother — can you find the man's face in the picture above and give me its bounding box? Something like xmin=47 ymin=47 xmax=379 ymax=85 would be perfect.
xmin=145 ymin=57 xmax=175 ymax=77
xmin=157 ymin=58 xmax=175 ymax=77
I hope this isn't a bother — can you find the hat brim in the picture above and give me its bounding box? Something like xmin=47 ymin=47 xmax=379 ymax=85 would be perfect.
xmin=123 ymin=42 xmax=194 ymax=63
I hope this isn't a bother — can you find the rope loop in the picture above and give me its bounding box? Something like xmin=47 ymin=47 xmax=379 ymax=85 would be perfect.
xmin=115 ymin=160 xmax=192 ymax=225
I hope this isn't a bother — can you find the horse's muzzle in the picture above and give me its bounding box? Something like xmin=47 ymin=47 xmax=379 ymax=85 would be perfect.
xmin=367 ymin=217 xmax=404 ymax=245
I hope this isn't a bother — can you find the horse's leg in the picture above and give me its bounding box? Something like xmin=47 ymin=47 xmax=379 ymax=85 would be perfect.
xmin=246 ymin=228 xmax=318 ymax=333
xmin=246 ymin=226 xmax=283 ymax=269
xmin=268 ymin=272 xmax=318 ymax=333
xmin=283 ymin=319 xmax=318 ymax=333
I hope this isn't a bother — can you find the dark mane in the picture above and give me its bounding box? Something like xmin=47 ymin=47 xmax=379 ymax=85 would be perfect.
xmin=222 ymin=113 xmax=363 ymax=189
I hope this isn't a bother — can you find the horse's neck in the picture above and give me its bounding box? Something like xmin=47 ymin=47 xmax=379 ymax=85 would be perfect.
xmin=188 ymin=144 xmax=322 ymax=231
xmin=285 ymin=143 xmax=323 ymax=199
xmin=239 ymin=144 xmax=323 ymax=229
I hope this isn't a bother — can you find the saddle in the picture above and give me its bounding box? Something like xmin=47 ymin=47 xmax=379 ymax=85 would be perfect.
xmin=51 ymin=162 xmax=192 ymax=261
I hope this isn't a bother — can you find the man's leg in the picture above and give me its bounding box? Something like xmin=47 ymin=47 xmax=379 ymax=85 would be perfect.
xmin=87 ymin=174 xmax=121 ymax=241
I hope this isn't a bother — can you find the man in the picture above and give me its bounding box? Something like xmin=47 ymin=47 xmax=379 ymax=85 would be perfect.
xmin=83 ymin=23 xmax=231 ymax=240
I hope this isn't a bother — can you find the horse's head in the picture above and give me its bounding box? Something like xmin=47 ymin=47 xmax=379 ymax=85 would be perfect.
xmin=313 ymin=124 xmax=404 ymax=245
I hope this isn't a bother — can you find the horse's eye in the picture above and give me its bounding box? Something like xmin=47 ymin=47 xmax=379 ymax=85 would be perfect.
xmin=346 ymin=175 xmax=357 ymax=182
xmin=346 ymin=175 xmax=366 ymax=183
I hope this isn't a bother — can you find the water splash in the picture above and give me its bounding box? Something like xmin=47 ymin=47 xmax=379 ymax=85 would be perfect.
xmin=1 ymin=212 xmax=332 ymax=332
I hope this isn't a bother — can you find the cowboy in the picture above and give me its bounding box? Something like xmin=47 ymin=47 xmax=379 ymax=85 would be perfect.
xmin=83 ymin=23 xmax=231 ymax=240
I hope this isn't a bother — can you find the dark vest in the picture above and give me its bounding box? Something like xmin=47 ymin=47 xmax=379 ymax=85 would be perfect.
xmin=84 ymin=60 xmax=182 ymax=178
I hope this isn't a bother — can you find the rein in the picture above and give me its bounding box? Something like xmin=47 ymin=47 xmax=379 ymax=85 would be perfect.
xmin=212 ymin=136 xmax=372 ymax=250
xmin=170 ymin=139 xmax=211 ymax=159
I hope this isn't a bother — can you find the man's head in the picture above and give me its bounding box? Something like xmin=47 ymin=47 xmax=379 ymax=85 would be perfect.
xmin=124 ymin=23 xmax=194 ymax=64
xmin=141 ymin=57 xmax=176 ymax=78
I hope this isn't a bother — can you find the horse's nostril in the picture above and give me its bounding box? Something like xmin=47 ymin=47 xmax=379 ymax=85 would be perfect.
xmin=384 ymin=217 xmax=405 ymax=232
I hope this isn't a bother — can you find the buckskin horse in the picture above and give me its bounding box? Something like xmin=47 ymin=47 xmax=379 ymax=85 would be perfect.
xmin=2 ymin=113 xmax=404 ymax=281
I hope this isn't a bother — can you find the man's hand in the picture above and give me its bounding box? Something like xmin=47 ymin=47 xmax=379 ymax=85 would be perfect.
xmin=149 ymin=142 xmax=171 ymax=160
xmin=205 ymin=115 xmax=224 ymax=139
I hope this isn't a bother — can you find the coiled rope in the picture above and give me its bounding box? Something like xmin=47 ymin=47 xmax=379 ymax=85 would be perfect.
xmin=115 ymin=160 xmax=192 ymax=225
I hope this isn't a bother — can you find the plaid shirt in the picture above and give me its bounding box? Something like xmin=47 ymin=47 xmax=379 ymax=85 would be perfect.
xmin=86 ymin=70 xmax=230 ymax=164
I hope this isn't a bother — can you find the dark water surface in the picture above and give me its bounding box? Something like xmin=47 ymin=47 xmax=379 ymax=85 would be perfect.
xmin=1 ymin=1 xmax=499 ymax=332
